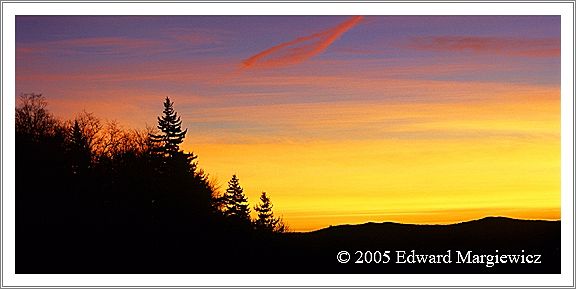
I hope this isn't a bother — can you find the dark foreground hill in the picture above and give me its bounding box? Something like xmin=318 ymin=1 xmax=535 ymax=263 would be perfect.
xmin=18 ymin=217 xmax=559 ymax=274
xmin=274 ymin=217 xmax=561 ymax=273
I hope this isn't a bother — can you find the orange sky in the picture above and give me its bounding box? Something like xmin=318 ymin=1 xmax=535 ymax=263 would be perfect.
xmin=190 ymin=91 xmax=559 ymax=231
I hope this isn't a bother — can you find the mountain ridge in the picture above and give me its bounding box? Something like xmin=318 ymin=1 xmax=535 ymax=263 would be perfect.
xmin=300 ymin=216 xmax=560 ymax=234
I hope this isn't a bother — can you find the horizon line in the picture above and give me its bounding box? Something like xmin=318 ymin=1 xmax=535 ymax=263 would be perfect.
xmin=292 ymin=215 xmax=561 ymax=233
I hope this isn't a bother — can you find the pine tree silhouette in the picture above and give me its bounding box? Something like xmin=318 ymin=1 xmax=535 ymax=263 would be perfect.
xmin=254 ymin=192 xmax=286 ymax=233
xmin=223 ymin=175 xmax=251 ymax=224
xmin=68 ymin=120 xmax=91 ymax=176
xmin=254 ymin=192 xmax=278 ymax=231
xmin=147 ymin=96 xmax=211 ymax=226
xmin=147 ymin=97 xmax=199 ymax=179
xmin=149 ymin=97 xmax=189 ymax=157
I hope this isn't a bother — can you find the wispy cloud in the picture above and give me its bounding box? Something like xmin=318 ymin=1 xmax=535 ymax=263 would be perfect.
xmin=406 ymin=36 xmax=560 ymax=57
xmin=241 ymin=16 xmax=364 ymax=69
xmin=16 ymin=36 xmax=163 ymax=57
xmin=165 ymin=27 xmax=227 ymax=46
xmin=57 ymin=37 xmax=156 ymax=48
xmin=17 ymin=30 xmax=225 ymax=58
xmin=181 ymin=91 xmax=558 ymax=146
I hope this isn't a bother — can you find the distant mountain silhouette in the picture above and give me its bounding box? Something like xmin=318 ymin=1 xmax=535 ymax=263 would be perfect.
xmin=274 ymin=217 xmax=560 ymax=274
xmin=308 ymin=216 xmax=558 ymax=241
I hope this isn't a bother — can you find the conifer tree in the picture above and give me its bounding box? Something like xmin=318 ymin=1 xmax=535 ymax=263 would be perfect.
xmin=68 ymin=120 xmax=91 ymax=176
xmin=148 ymin=97 xmax=208 ymax=224
xmin=149 ymin=97 xmax=188 ymax=157
xmin=254 ymin=192 xmax=286 ymax=233
xmin=223 ymin=175 xmax=251 ymax=223
xmin=148 ymin=96 xmax=198 ymax=177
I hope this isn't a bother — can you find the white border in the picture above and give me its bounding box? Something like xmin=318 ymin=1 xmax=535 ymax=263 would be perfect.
xmin=2 ymin=1 xmax=574 ymax=287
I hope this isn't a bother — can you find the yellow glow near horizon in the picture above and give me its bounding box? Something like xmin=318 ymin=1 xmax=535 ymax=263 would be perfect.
xmin=184 ymin=94 xmax=560 ymax=232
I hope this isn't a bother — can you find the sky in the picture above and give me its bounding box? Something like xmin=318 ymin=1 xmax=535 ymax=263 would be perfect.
xmin=16 ymin=16 xmax=560 ymax=231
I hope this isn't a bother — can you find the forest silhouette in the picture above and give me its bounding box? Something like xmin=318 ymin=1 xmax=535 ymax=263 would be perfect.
xmin=15 ymin=94 xmax=560 ymax=273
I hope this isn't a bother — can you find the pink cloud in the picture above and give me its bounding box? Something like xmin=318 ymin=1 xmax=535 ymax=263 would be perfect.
xmin=16 ymin=46 xmax=42 ymax=54
xmin=241 ymin=16 xmax=364 ymax=69
xmin=56 ymin=37 xmax=156 ymax=48
xmin=16 ymin=58 xmax=231 ymax=85
xmin=17 ymin=31 xmax=222 ymax=58
xmin=406 ymin=36 xmax=560 ymax=57
xmin=165 ymin=28 xmax=225 ymax=46
xmin=16 ymin=36 xmax=162 ymax=57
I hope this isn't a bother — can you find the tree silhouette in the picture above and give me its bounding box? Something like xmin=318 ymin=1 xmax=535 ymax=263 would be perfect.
xmin=149 ymin=97 xmax=188 ymax=157
xmin=254 ymin=192 xmax=287 ymax=233
xmin=15 ymin=93 xmax=59 ymax=141
xmin=148 ymin=97 xmax=198 ymax=179
xmin=68 ymin=120 xmax=92 ymax=176
xmin=223 ymin=175 xmax=251 ymax=224
xmin=16 ymin=94 xmax=296 ymax=273
xmin=15 ymin=92 xmax=67 ymax=201
xmin=147 ymin=97 xmax=217 ymax=226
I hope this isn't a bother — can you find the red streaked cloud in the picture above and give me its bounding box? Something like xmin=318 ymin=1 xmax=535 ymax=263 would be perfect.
xmin=406 ymin=36 xmax=560 ymax=57
xmin=241 ymin=16 xmax=364 ymax=69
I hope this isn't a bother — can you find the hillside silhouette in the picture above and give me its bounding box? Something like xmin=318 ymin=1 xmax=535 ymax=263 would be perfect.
xmin=14 ymin=94 xmax=560 ymax=274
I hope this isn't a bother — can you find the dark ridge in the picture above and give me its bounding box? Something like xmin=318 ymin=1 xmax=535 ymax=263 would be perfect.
xmin=305 ymin=216 xmax=559 ymax=234
xmin=273 ymin=217 xmax=560 ymax=274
